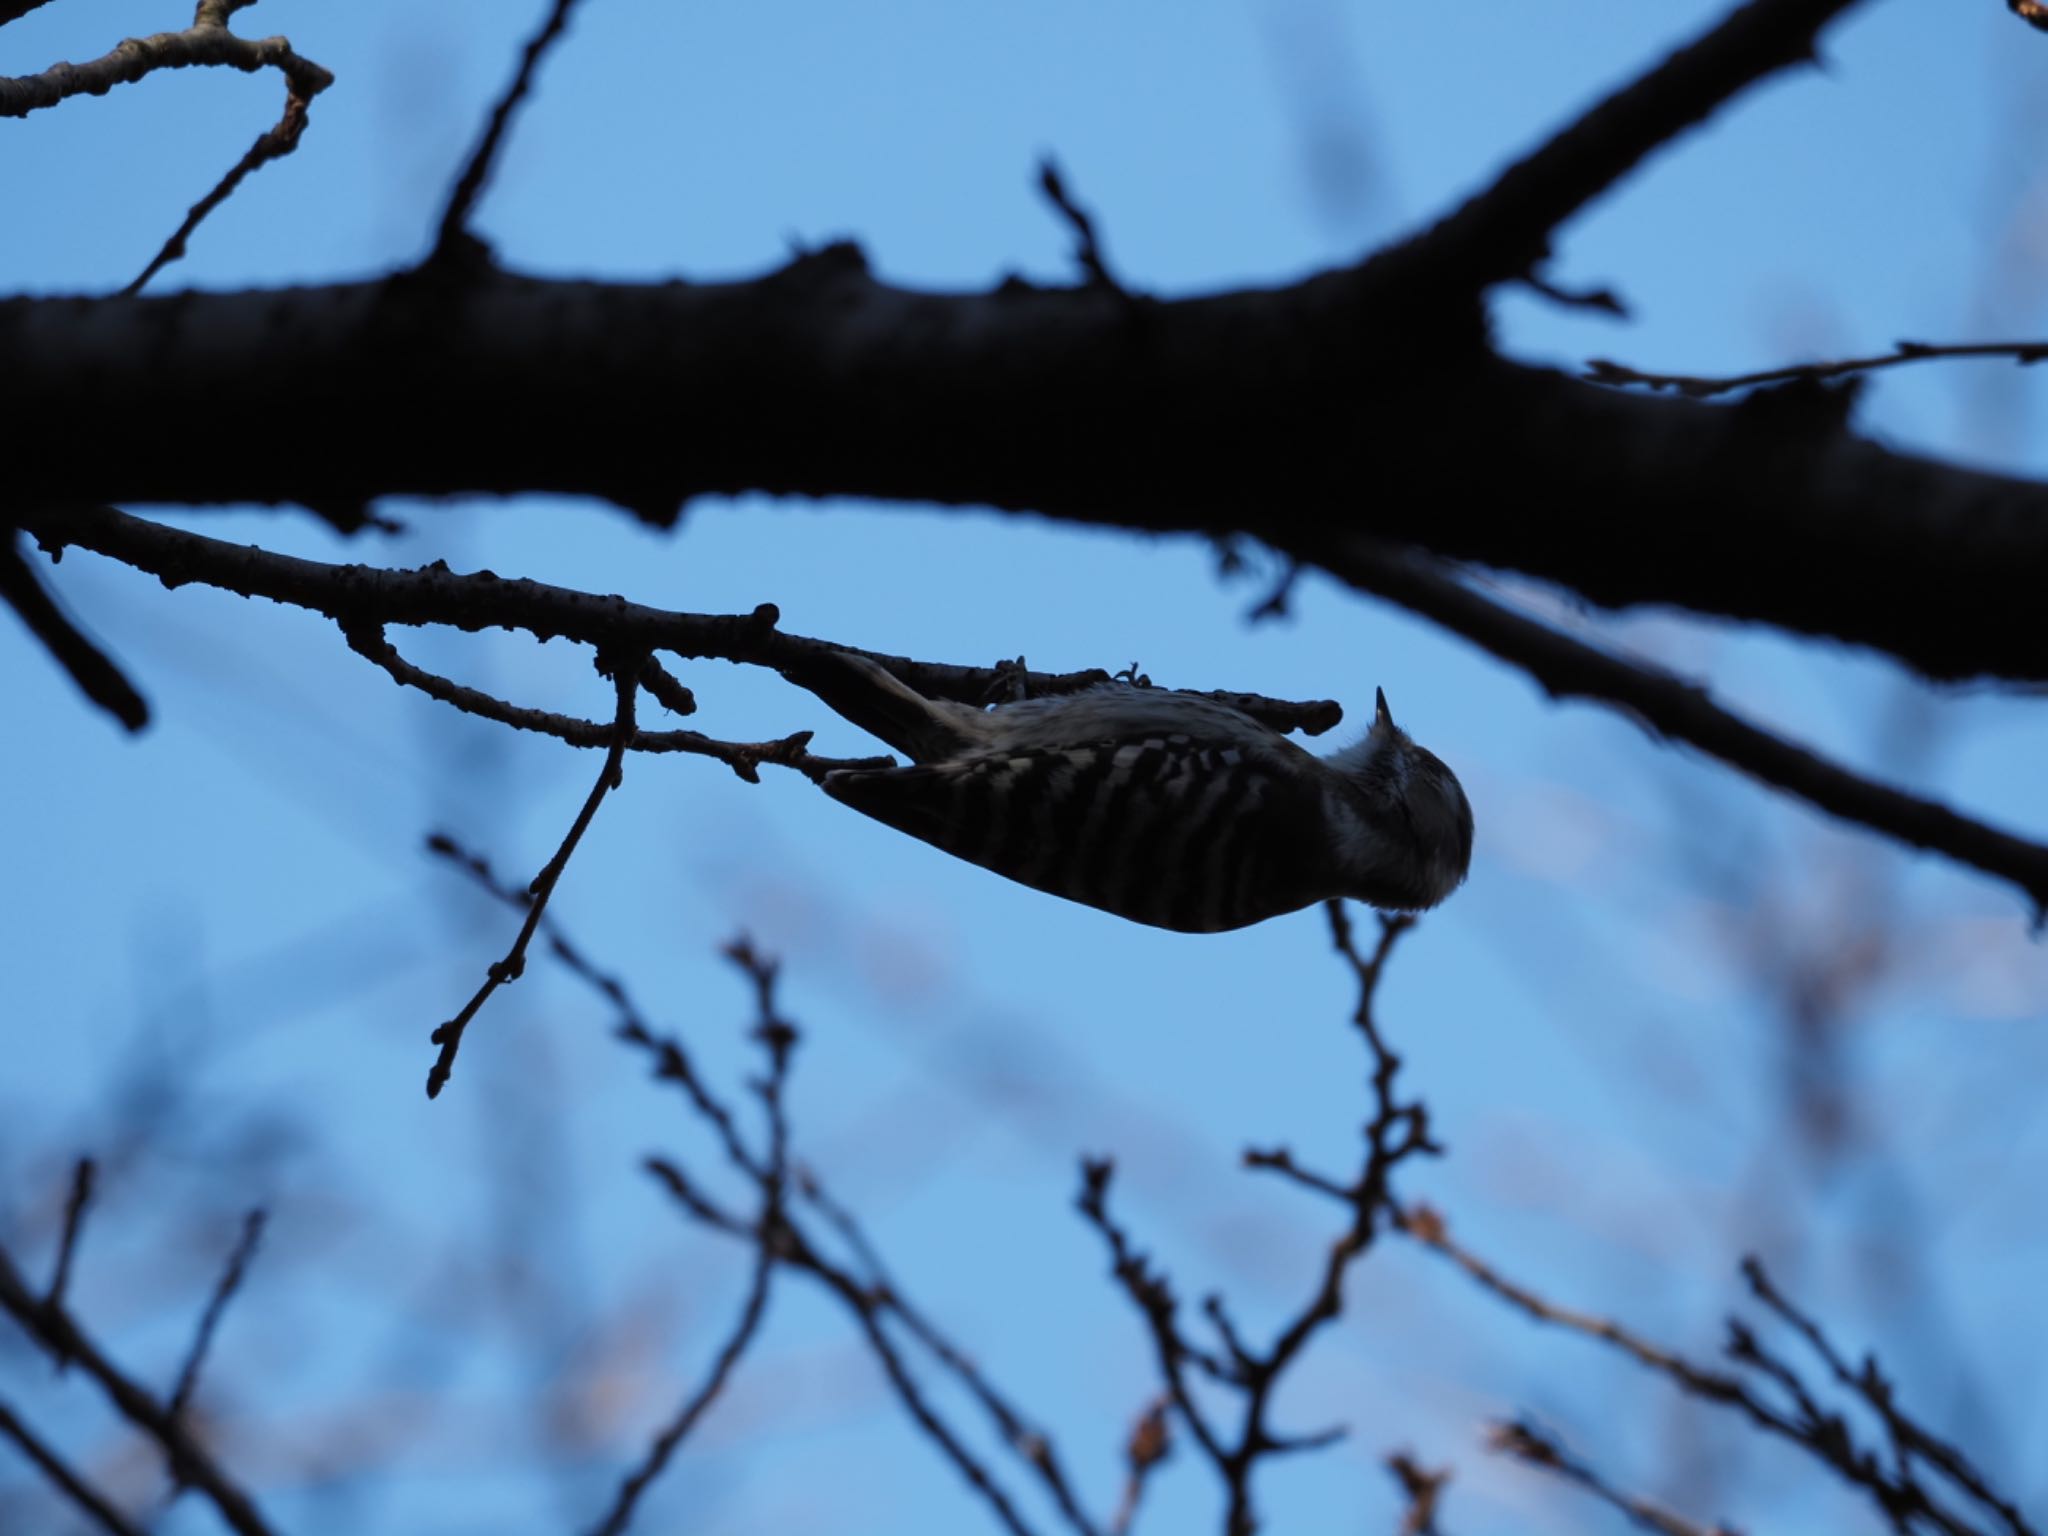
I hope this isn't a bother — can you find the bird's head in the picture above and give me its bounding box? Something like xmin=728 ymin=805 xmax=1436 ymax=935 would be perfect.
xmin=1332 ymin=688 xmax=1474 ymax=909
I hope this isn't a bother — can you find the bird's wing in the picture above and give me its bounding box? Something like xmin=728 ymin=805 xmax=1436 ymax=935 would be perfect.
xmin=822 ymin=731 xmax=1330 ymax=932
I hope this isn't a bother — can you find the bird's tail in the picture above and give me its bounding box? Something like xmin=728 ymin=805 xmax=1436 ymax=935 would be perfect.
xmin=778 ymin=650 xmax=979 ymax=762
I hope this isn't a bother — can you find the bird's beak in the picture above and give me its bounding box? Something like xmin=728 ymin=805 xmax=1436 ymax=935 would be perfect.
xmin=1375 ymin=687 xmax=1394 ymax=731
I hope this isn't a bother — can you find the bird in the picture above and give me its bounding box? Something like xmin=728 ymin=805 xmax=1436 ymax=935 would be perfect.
xmin=780 ymin=650 xmax=1473 ymax=934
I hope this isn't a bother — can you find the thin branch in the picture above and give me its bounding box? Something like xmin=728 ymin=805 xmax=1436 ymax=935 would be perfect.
xmin=425 ymin=652 xmax=639 ymax=1099
xmin=1036 ymin=158 xmax=1123 ymax=292
xmin=0 ymin=10 xmax=333 ymax=119
xmin=1392 ymin=0 xmax=1866 ymax=291
xmin=20 ymin=507 xmax=1341 ymax=737
xmin=1490 ymin=1419 xmax=1738 ymax=1536
xmin=122 ymin=83 xmax=317 ymax=296
xmin=342 ymin=621 xmax=887 ymax=782
xmin=1386 ymin=1451 xmax=1452 ymax=1536
xmin=46 ymin=1157 xmax=96 ymax=1314
xmin=426 ymin=832 xmax=767 ymax=1181
xmin=1108 ymin=1397 xmax=1171 ymax=1536
xmin=1740 ymin=1258 xmax=2036 ymax=1536
xmin=431 ymin=0 xmax=586 ymax=258
xmin=0 ymin=1245 xmax=279 ymax=1536
xmin=1314 ymin=538 xmax=2048 ymax=919
xmin=167 ymin=1210 xmax=266 ymax=1422
xmin=0 ymin=1399 xmax=145 ymax=1536
xmin=1398 ymin=1208 xmax=2016 ymax=1536
xmin=1589 ymin=339 xmax=2048 ymax=398
xmin=800 ymin=1168 xmax=1104 ymax=1536
xmin=1 ymin=532 xmax=148 ymax=732
xmin=585 ymin=1245 xmax=774 ymax=1536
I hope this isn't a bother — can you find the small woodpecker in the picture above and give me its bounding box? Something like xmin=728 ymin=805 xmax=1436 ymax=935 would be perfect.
xmin=782 ymin=651 xmax=1473 ymax=933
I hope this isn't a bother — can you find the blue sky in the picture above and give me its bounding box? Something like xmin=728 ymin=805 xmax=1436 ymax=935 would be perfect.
xmin=3 ymin=3 xmax=2046 ymax=1534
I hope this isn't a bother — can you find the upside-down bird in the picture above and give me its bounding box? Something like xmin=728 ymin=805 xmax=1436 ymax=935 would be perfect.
xmin=782 ymin=651 xmax=1473 ymax=933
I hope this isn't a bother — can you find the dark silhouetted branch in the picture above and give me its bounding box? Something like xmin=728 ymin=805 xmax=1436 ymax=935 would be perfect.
xmin=1 ymin=532 xmax=148 ymax=732
xmin=1490 ymin=1419 xmax=1737 ymax=1536
xmin=1037 ymin=158 xmax=1123 ymax=293
xmin=1589 ymin=339 xmax=2048 ymax=398
xmin=343 ymin=622 xmax=888 ymax=782
xmin=1393 ymin=0 xmax=1867 ymax=291
xmin=426 ymin=652 xmax=639 ymax=1099
xmin=124 ymin=84 xmax=316 ymax=296
xmin=167 ymin=1209 xmax=266 ymax=1422
xmin=45 ymin=1157 xmax=96 ymax=1315
xmin=432 ymin=0 xmax=587 ymax=259
xmin=1387 ymin=1450 xmax=1453 ymax=1536
xmin=1085 ymin=907 xmax=1435 ymax=1536
xmin=1398 ymin=1208 xmax=2030 ymax=1536
xmin=0 ymin=1400 xmax=144 ymax=1536
xmin=18 ymin=507 xmax=1341 ymax=738
xmin=0 ymin=1244 xmax=279 ymax=1536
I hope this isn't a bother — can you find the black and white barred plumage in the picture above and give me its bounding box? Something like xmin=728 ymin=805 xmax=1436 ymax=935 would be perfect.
xmin=785 ymin=652 xmax=1473 ymax=933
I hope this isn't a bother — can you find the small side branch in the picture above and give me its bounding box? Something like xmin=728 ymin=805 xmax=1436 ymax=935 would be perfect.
xmin=167 ymin=1210 xmax=266 ymax=1421
xmin=0 ymin=1244 xmax=279 ymax=1536
xmin=1037 ymin=158 xmax=1123 ymax=293
xmin=0 ymin=1400 xmax=145 ymax=1536
xmin=426 ymin=651 xmax=640 ymax=1098
xmin=1 ymin=531 xmax=148 ymax=732
xmin=1490 ymin=1419 xmax=1737 ymax=1536
xmin=431 ymin=0 xmax=587 ymax=258
xmin=1589 ymin=339 xmax=2048 ymax=398
xmin=585 ymin=1245 xmax=774 ymax=1536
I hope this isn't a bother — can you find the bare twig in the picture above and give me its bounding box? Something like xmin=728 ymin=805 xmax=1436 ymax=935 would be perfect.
xmin=1740 ymin=1258 xmax=2036 ymax=1536
xmin=426 ymin=651 xmax=640 ymax=1098
xmin=46 ymin=1157 xmax=97 ymax=1314
xmin=1314 ymin=537 xmax=2048 ymax=919
xmin=0 ymin=1244 xmax=279 ymax=1536
xmin=0 ymin=1399 xmax=145 ymax=1536
xmin=123 ymin=84 xmax=317 ymax=295
xmin=1386 ymin=1451 xmax=1452 ymax=1536
xmin=0 ymin=6 xmax=333 ymax=119
xmin=431 ymin=0 xmax=586 ymax=259
xmin=167 ymin=1210 xmax=266 ymax=1422
xmin=343 ymin=622 xmax=886 ymax=782
xmin=586 ymin=1245 xmax=774 ymax=1536
xmin=1081 ymin=906 xmax=1433 ymax=1536
xmin=800 ymin=1169 xmax=1104 ymax=1536
xmin=1490 ymin=1419 xmax=1738 ymax=1536
xmin=1 ymin=532 xmax=148 ymax=732
xmin=1109 ymin=1397 xmax=1171 ymax=1536
xmin=1398 ymin=1209 xmax=2025 ymax=1536
xmin=1037 ymin=158 xmax=1123 ymax=292
xmin=1588 ymin=339 xmax=2048 ymax=398
xmin=22 ymin=507 xmax=1340 ymax=739
xmin=0 ymin=1 xmax=59 ymax=29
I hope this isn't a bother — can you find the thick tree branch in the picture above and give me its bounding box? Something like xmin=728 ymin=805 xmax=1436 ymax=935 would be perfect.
xmin=4 ymin=262 xmax=2045 ymax=681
